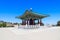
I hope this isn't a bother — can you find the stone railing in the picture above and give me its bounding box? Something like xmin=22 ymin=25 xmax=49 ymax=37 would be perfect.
xmin=18 ymin=25 xmax=40 ymax=29
xmin=14 ymin=24 xmax=60 ymax=29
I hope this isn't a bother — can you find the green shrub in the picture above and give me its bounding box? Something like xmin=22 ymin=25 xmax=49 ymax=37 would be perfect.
xmin=0 ymin=22 xmax=6 ymax=27
xmin=2 ymin=23 xmax=6 ymax=27
xmin=0 ymin=24 xmax=3 ymax=27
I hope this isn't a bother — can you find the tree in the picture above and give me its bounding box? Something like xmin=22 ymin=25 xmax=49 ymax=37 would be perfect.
xmin=57 ymin=21 xmax=60 ymax=26
xmin=2 ymin=22 xmax=6 ymax=27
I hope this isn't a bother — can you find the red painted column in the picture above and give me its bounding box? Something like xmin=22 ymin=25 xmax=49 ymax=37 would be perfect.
xmin=40 ymin=19 xmax=42 ymax=26
xmin=26 ymin=19 xmax=31 ymax=25
xmin=22 ymin=20 xmax=26 ymax=25
xmin=22 ymin=20 xmax=23 ymax=25
xmin=38 ymin=19 xmax=39 ymax=24
xmin=32 ymin=19 xmax=34 ymax=25
xmin=40 ymin=19 xmax=44 ymax=26
xmin=38 ymin=19 xmax=43 ymax=26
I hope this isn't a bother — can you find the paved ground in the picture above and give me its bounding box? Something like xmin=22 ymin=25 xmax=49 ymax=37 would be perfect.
xmin=0 ymin=27 xmax=60 ymax=40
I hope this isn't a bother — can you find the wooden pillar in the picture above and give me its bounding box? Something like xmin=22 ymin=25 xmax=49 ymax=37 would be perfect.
xmin=22 ymin=20 xmax=23 ymax=25
xmin=29 ymin=19 xmax=35 ymax=25
xmin=38 ymin=19 xmax=40 ymax=25
xmin=27 ymin=20 xmax=28 ymax=25
xmin=32 ymin=19 xmax=35 ymax=25
xmin=32 ymin=19 xmax=34 ymax=25
xmin=40 ymin=19 xmax=42 ymax=24
xmin=26 ymin=20 xmax=29 ymax=25
xmin=40 ymin=19 xmax=42 ymax=26
xmin=38 ymin=19 xmax=43 ymax=26
xmin=28 ymin=20 xmax=29 ymax=25
xmin=26 ymin=20 xmax=27 ymax=25
xmin=38 ymin=19 xmax=39 ymax=24
xmin=22 ymin=20 xmax=26 ymax=25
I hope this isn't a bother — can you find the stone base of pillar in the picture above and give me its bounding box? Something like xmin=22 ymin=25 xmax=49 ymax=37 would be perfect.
xmin=26 ymin=24 xmax=27 ymax=26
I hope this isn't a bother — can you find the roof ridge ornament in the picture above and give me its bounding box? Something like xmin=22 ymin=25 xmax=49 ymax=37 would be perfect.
xmin=30 ymin=8 xmax=32 ymax=11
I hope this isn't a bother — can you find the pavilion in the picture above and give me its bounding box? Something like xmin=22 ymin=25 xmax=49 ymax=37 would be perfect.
xmin=17 ymin=9 xmax=49 ymax=26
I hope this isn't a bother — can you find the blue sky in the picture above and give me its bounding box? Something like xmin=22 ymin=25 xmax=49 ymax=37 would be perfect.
xmin=0 ymin=0 xmax=60 ymax=24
